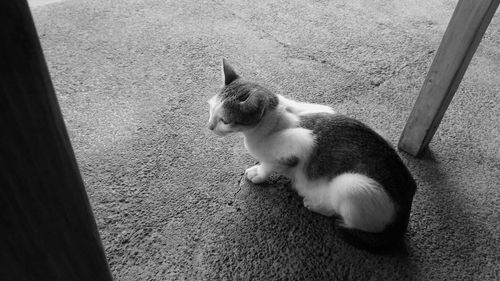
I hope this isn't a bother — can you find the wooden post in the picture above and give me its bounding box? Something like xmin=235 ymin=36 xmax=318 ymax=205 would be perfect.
xmin=398 ymin=0 xmax=500 ymax=157
xmin=0 ymin=1 xmax=114 ymax=280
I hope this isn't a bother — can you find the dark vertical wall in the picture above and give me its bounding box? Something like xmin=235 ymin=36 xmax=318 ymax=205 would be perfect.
xmin=0 ymin=1 xmax=113 ymax=280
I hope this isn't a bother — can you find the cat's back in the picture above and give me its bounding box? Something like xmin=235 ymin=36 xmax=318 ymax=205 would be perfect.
xmin=299 ymin=112 xmax=395 ymax=165
xmin=299 ymin=113 xmax=416 ymax=200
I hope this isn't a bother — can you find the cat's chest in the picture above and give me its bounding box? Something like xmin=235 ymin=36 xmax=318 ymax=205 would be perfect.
xmin=244 ymin=138 xmax=272 ymax=161
xmin=243 ymin=128 xmax=316 ymax=165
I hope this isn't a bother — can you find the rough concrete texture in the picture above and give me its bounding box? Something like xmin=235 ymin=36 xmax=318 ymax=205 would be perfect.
xmin=30 ymin=0 xmax=499 ymax=280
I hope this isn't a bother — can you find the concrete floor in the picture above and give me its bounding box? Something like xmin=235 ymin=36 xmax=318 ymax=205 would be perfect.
xmin=31 ymin=0 xmax=499 ymax=280
xmin=28 ymin=0 xmax=65 ymax=8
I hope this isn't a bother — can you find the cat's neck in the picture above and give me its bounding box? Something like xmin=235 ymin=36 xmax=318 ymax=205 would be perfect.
xmin=242 ymin=105 xmax=299 ymax=143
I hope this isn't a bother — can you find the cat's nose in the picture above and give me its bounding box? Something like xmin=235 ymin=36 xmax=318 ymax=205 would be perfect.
xmin=208 ymin=122 xmax=216 ymax=131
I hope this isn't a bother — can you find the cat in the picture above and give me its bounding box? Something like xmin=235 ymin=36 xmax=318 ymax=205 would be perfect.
xmin=207 ymin=59 xmax=417 ymax=251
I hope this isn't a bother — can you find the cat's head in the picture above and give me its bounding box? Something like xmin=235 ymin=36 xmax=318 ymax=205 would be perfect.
xmin=207 ymin=59 xmax=278 ymax=136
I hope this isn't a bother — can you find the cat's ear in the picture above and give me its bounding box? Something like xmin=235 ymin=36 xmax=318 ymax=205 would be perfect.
xmin=222 ymin=58 xmax=240 ymax=85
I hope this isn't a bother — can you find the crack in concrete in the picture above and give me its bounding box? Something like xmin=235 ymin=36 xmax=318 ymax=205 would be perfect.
xmin=213 ymin=0 xmax=290 ymax=49
xmin=214 ymin=0 xmax=438 ymax=93
xmin=233 ymin=172 xmax=245 ymax=198
xmin=212 ymin=0 xmax=342 ymax=69
xmin=372 ymin=48 xmax=436 ymax=88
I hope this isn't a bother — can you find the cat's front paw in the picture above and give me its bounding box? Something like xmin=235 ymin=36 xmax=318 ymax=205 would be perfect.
xmin=245 ymin=165 xmax=268 ymax=184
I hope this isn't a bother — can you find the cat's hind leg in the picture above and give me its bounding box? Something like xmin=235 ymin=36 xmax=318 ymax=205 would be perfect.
xmin=303 ymin=194 xmax=337 ymax=217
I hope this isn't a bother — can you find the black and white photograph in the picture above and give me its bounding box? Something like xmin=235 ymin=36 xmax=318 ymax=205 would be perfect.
xmin=1 ymin=0 xmax=499 ymax=280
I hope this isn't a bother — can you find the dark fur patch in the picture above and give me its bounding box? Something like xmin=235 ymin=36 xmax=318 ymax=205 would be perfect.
xmin=219 ymin=79 xmax=278 ymax=126
xmin=300 ymin=113 xmax=417 ymax=240
xmin=279 ymin=156 xmax=299 ymax=167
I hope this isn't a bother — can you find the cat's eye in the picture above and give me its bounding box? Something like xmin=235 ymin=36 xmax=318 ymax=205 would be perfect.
xmin=220 ymin=118 xmax=229 ymax=125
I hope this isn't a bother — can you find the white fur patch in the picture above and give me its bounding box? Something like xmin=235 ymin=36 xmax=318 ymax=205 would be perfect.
xmin=207 ymin=95 xmax=233 ymax=136
xmin=278 ymin=95 xmax=335 ymax=115
xmin=245 ymin=127 xmax=315 ymax=164
xmin=297 ymin=173 xmax=395 ymax=233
